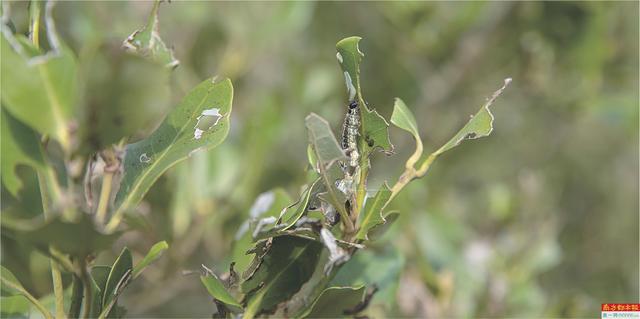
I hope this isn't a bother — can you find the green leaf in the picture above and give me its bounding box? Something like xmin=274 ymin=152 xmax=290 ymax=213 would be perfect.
xmin=305 ymin=113 xmax=346 ymax=169
xmin=90 ymin=266 xmax=111 ymax=318
xmin=2 ymin=214 xmax=121 ymax=256
xmin=330 ymin=247 xmax=404 ymax=310
xmin=0 ymin=108 xmax=45 ymax=197
xmin=111 ymin=78 xmax=233 ymax=226
xmin=0 ymin=34 xmax=78 ymax=150
xmin=132 ymin=241 xmax=168 ymax=279
xmin=336 ymin=36 xmax=392 ymax=152
xmin=200 ymin=275 xmax=242 ymax=312
xmin=367 ymin=211 xmax=399 ymax=241
xmin=78 ymin=51 xmax=171 ymax=152
xmin=0 ymin=266 xmax=22 ymax=296
xmin=122 ymin=0 xmax=179 ymax=69
xmin=391 ymin=98 xmax=423 ymax=167
xmin=232 ymin=189 xmax=294 ymax=272
xmin=302 ymin=286 xmax=365 ymax=318
xmin=102 ymin=248 xmax=133 ymax=308
xmin=0 ymin=266 xmax=51 ymax=319
xmin=242 ymin=236 xmax=323 ymax=318
xmin=433 ymin=78 xmax=512 ymax=156
xmin=356 ymin=183 xmax=392 ymax=240
xmin=0 ymin=295 xmax=30 ymax=317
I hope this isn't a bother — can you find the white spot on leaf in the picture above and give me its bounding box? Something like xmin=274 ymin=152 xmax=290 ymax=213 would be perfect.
xmin=193 ymin=108 xmax=223 ymax=140
xmin=336 ymin=52 xmax=343 ymax=63
xmin=139 ymin=153 xmax=151 ymax=163
xmin=343 ymin=71 xmax=356 ymax=101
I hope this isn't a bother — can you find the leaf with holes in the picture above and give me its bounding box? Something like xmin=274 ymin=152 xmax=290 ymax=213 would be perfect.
xmin=336 ymin=36 xmax=392 ymax=153
xmin=112 ymin=78 xmax=233 ymax=224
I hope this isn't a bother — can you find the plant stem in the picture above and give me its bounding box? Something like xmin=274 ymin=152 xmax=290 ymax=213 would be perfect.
xmin=79 ymin=261 xmax=93 ymax=319
xmin=29 ymin=0 xmax=41 ymax=48
xmin=37 ymin=168 xmax=67 ymax=319
xmin=95 ymin=171 xmax=113 ymax=225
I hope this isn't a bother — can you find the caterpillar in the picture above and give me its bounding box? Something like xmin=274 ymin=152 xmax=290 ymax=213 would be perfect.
xmin=341 ymin=100 xmax=360 ymax=171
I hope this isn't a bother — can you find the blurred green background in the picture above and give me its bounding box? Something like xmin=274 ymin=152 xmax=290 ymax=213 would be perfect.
xmin=3 ymin=1 xmax=638 ymax=317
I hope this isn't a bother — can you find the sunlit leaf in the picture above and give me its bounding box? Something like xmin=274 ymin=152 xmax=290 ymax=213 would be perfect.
xmin=0 ymin=295 xmax=30 ymax=317
xmin=0 ymin=108 xmax=45 ymax=197
xmin=0 ymin=34 xmax=77 ymax=150
xmin=242 ymin=236 xmax=323 ymax=318
xmin=336 ymin=36 xmax=392 ymax=152
xmin=200 ymin=275 xmax=242 ymax=312
xmin=111 ymin=78 xmax=233 ymax=228
xmin=302 ymin=286 xmax=365 ymax=318
xmin=132 ymin=241 xmax=168 ymax=279
xmin=122 ymin=0 xmax=179 ymax=69
xmin=433 ymin=78 xmax=511 ymax=156
xmin=356 ymin=183 xmax=391 ymax=240
xmin=391 ymin=98 xmax=423 ymax=167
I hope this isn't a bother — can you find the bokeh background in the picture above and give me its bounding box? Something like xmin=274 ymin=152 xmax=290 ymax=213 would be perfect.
xmin=3 ymin=1 xmax=638 ymax=318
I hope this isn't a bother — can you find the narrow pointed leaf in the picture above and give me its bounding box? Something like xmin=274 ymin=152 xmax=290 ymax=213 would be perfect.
xmin=0 ymin=108 xmax=46 ymax=197
xmin=113 ymin=78 xmax=233 ymax=216
xmin=102 ymin=248 xmax=133 ymax=308
xmin=356 ymin=183 xmax=391 ymax=240
xmin=132 ymin=241 xmax=168 ymax=279
xmin=200 ymin=275 xmax=242 ymax=312
xmin=0 ymin=34 xmax=77 ymax=150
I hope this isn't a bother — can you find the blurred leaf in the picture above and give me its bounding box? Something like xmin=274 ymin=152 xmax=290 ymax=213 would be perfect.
xmin=433 ymin=78 xmax=511 ymax=156
xmin=331 ymin=248 xmax=404 ymax=310
xmin=200 ymin=275 xmax=242 ymax=312
xmin=132 ymin=241 xmax=168 ymax=279
xmin=0 ymin=34 xmax=77 ymax=150
xmin=391 ymin=98 xmax=423 ymax=167
xmin=78 ymin=50 xmax=171 ymax=152
xmin=0 ymin=265 xmax=22 ymax=296
xmin=0 ymin=265 xmax=50 ymax=318
xmin=336 ymin=36 xmax=392 ymax=152
xmin=242 ymin=236 xmax=323 ymax=318
xmin=305 ymin=113 xmax=346 ymax=170
xmin=2 ymin=214 xmax=121 ymax=256
xmin=0 ymin=295 xmax=30 ymax=317
xmin=122 ymin=0 xmax=179 ymax=69
xmin=302 ymin=286 xmax=365 ymax=318
xmin=356 ymin=184 xmax=391 ymax=240
xmin=102 ymin=248 xmax=133 ymax=308
xmin=0 ymin=108 xmax=45 ymax=197
xmin=279 ymin=180 xmax=321 ymax=230
xmin=112 ymin=78 xmax=233 ymax=225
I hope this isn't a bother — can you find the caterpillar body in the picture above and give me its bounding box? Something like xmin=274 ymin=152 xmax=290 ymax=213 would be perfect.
xmin=341 ymin=100 xmax=360 ymax=171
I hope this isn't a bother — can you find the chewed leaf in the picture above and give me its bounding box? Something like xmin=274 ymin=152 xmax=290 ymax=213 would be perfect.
xmin=200 ymin=275 xmax=242 ymax=313
xmin=391 ymin=98 xmax=423 ymax=168
xmin=356 ymin=183 xmax=392 ymax=240
xmin=302 ymin=286 xmax=366 ymax=318
xmin=367 ymin=211 xmax=399 ymax=241
xmin=132 ymin=241 xmax=169 ymax=279
xmin=0 ymin=109 xmax=46 ymax=197
xmin=241 ymin=236 xmax=323 ymax=318
xmin=434 ymin=78 xmax=512 ymax=156
xmin=305 ymin=113 xmax=346 ymax=169
xmin=122 ymin=0 xmax=179 ymax=68
xmin=110 ymin=78 xmax=233 ymax=230
xmin=0 ymin=34 xmax=78 ymax=150
xmin=336 ymin=36 xmax=392 ymax=152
